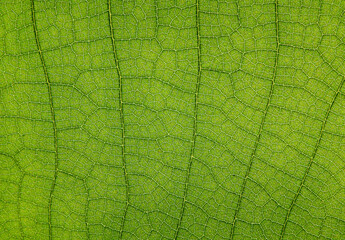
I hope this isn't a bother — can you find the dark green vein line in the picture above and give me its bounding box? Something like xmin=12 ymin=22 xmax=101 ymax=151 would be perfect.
xmin=279 ymin=79 xmax=345 ymax=239
xmin=107 ymin=0 xmax=129 ymax=239
xmin=84 ymin=179 xmax=90 ymax=240
xmin=235 ymin=0 xmax=241 ymax=26
xmin=174 ymin=0 xmax=201 ymax=239
xmin=229 ymin=0 xmax=280 ymax=239
xmin=17 ymin=174 xmax=24 ymax=239
xmin=30 ymin=1 xmax=58 ymax=239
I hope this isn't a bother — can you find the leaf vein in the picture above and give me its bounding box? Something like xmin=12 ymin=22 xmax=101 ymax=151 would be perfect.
xmin=174 ymin=0 xmax=202 ymax=239
xmin=230 ymin=0 xmax=280 ymax=238
xmin=30 ymin=1 xmax=59 ymax=239
xmin=279 ymin=77 xmax=345 ymax=240
xmin=107 ymin=0 xmax=129 ymax=239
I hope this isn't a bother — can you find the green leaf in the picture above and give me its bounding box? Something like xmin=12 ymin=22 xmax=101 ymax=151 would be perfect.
xmin=1 ymin=0 xmax=345 ymax=239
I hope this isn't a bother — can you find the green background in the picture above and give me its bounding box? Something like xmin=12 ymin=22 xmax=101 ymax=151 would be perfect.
xmin=1 ymin=0 xmax=345 ymax=239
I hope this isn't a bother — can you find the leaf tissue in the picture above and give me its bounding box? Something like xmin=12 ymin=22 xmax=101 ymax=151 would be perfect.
xmin=1 ymin=0 xmax=345 ymax=239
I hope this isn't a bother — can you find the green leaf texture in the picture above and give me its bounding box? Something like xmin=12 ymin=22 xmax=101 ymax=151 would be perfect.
xmin=1 ymin=0 xmax=345 ymax=239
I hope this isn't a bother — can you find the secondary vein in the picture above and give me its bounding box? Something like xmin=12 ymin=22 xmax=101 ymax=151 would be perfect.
xmin=30 ymin=1 xmax=59 ymax=239
xmin=279 ymin=77 xmax=345 ymax=239
xmin=174 ymin=0 xmax=202 ymax=239
xmin=107 ymin=0 xmax=129 ymax=238
xmin=229 ymin=0 xmax=280 ymax=238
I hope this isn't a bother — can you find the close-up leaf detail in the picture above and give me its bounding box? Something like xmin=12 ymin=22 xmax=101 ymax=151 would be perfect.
xmin=1 ymin=0 xmax=345 ymax=239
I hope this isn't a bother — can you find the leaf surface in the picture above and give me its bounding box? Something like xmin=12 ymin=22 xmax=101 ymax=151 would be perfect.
xmin=1 ymin=0 xmax=345 ymax=239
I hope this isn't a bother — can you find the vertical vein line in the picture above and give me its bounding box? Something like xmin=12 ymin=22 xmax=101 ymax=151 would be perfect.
xmin=174 ymin=0 xmax=202 ymax=239
xmin=279 ymin=78 xmax=345 ymax=239
xmin=30 ymin=1 xmax=58 ymax=239
xmin=229 ymin=0 xmax=280 ymax=238
xmin=107 ymin=0 xmax=129 ymax=238
xmin=17 ymin=174 xmax=25 ymax=239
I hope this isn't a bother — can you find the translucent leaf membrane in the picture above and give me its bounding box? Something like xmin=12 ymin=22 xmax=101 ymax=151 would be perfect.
xmin=1 ymin=0 xmax=345 ymax=239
